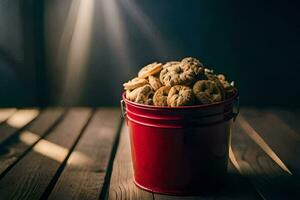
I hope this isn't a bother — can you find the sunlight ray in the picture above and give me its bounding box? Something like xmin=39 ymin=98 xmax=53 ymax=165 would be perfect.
xmin=120 ymin=0 xmax=173 ymax=59
xmin=60 ymin=0 xmax=95 ymax=105
xmin=20 ymin=131 xmax=92 ymax=166
xmin=99 ymin=0 xmax=133 ymax=71
xmin=7 ymin=109 xmax=39 ymax=128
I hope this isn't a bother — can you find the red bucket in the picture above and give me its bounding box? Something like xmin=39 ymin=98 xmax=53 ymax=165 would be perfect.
xmin=121 ymin=91 xmax=239 ymax=195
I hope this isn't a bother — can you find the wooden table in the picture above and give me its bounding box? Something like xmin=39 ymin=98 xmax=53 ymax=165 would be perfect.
xmin=0 ymin=107 xmax=299 ymax=200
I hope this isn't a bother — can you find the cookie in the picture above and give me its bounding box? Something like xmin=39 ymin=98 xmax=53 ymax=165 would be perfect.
xmin=204 ymin=68 xmax=214 ymax=75
xmin=167 ymin=85 xmax=194 ymax=107
xmin=138 ymin=62 xmax=163 ymax=79
xmin=160 ymin=63 xmax=199 ymax=86
xmin=162 ymin=61 xmax=180 ymax=69
xmin=216 ymin=74 xmax=235 ymax=98
xmin=126 ymin=87 xmax=142 ymax=101
xmin=205 ymin=74 xmax=226 ymax=99
xmin=153 ymin=86 xmax=171 ymax=106
xmin=220 ymin=80 xmax=235 ymax=98
xmin=217 ymin=74 xmax=226 ymax=81
xmin=193 ymin=80 xmax=223 ymax=104
xmin=181 ymin=57 xmax=203 ymax=67
xmin=181 ymin=61 xmax=205 ymax=80
xmin=135 ymin=84 xmax=154 ymax=105
xmin=123 ymin=57 xmax=236 ymax=106
xmin=123 ymin=77 xmax=148 ymax=90
xmin=205 ymin=72 xmax=216 ymax=80
xmin=148 ymin=75 xmax=163 ymax=91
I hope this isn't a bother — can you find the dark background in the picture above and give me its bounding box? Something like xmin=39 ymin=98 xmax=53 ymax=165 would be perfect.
xmin=0 ymin=0 xmax=299 ymax=107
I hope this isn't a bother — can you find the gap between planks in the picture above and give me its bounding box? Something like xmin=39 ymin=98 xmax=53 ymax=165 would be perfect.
xmin=240 ymin=108 xmax=300 ymax=173
xmin=0 ymin=108 xmax=65 ymax=179
xmin=0 ymin=108 xmax=92 ymax=200
xmin=46 ymin=108 xmax=122 ymax=200
xmin=230 ymin=109 xmax=300 ymax=199
xmin=40 ymin=109 xmax=96 ymax=199
xmin=0 ymin=109 xmax=40 ymax=145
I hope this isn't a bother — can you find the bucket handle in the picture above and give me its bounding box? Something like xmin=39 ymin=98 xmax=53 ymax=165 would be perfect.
xmin=233 ymin=96 xmax=240 ymax=121
xmin=120 ymin=99 xmax=127 ymax=118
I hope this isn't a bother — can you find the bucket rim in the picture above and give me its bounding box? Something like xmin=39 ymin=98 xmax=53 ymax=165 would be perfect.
xmin=122 ymin=89 xmax=239 ymax=110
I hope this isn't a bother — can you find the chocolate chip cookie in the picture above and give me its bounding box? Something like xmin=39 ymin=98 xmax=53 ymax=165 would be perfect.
xmin=135 ymin=84 xmax=155 ymax=105
xmin=153 ymin=86 xmax=171 ymax=106
xmin=160 ymin=64 xmax=196 ymax=86
xmin=193 ymin=80 xmax=223 ymax=104
xmin=181 ymin=57 xmax=203 ymax=67
xmin=160 ymin=57 xmax=205 ymax=86
xmin=162 ymin=61 xmax=180 ymax=69
xmin=126 ymin=88 xmax=140 ymax=101
xmin=148 ymin=75 xmax=163 ymax=91
xmin=123 ymin=57 xmax=237 ymax=106
xmin=167 ymin=85 xmax=194 ymax=107
xmin=216 ymin=74 xmax=235 ymax=98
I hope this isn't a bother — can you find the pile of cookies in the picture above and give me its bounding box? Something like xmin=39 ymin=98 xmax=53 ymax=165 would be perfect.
xmin=123 ymin=57 xmax=236 ymax=107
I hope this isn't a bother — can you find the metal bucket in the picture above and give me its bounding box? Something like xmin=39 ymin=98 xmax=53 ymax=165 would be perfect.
xmin=121 ymin=91 xmax=239 ymax=195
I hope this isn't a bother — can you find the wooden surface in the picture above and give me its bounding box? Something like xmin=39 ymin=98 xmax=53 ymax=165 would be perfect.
xmin=0 ymin=107 xmax=299 ymax=199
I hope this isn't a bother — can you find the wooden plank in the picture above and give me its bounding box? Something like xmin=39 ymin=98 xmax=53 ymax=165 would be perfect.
xmin=0 ymin=108 xmax=92 ymax=200
xmin=48 ymin=108 xmax=121 ymax=200
xmin=0 ymin=109 xmax=39 ymax=144
xmin=231 ymin=111 xmax=300 ymax=199
xmin=241 ymin=108 xmax=300 ymax=173
xmin=267 ymin=108 xmax=300 ymax=138
xmin=232 ymin=118 xmax=295 ymax=199
xmin=0 ymin=108 xmax=17 ymax=124
xmin=108 ymin=123 xmax=153 ymax=200
xmin=0 ymin=108 xmax=64 ymax=176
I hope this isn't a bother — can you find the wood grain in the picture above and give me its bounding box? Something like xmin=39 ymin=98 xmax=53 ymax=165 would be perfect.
xmin=0 ymin=109 xmax=39 ymax=144
xmin=108 ymin=123 xmax=153 ymax=200
xmin=0 ymin=108 xmax=92 ymax=200
xmin=0 ymin=108 xmax=64 ymax=176
xmin=232 ymin=113 xmax=300 ymax=199
xmin=0 ymin=107 xmax=298 ymax=200
xmin=48 ymin=108 xmax=121 ymax=200
xmin=267 ymin=108 xmax=300 ymax=138
xmin=241 ymin=108 xmax=300 ymax=173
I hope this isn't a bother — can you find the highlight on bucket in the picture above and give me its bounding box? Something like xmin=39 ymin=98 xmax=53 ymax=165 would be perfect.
xmin=120 ymin=57 xmax=239 ymax=195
